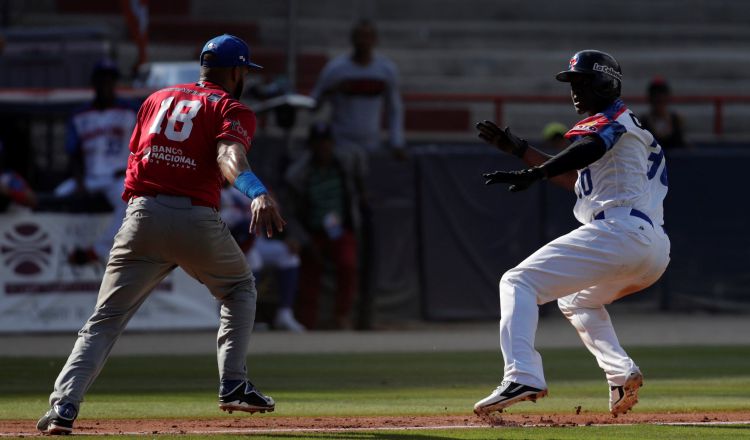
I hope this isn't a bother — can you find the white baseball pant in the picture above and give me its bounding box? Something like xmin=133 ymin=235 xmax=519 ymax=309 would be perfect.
xmin=498 ymin=207 xmax=670 ymax=388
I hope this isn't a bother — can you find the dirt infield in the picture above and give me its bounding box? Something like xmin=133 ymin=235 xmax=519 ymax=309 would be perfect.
xmin=3 ymin=412 xmax=750 ymax=436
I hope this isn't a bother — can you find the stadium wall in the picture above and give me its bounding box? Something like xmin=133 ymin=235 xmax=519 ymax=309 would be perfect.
xmin=2 ymin=147 xmax=746 ymax=333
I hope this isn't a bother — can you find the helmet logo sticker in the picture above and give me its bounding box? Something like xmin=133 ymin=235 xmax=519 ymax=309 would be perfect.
xmin=593 ymin=62 xmax=622 ymax=80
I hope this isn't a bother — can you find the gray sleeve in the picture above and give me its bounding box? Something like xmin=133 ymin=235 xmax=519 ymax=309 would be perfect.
xmin=310 ymin=58 xmax=338 ymax=104
xmin=383 ymin=59 xmax=405 ymax=148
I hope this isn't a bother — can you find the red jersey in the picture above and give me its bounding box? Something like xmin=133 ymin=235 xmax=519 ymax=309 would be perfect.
xmin=123 ymin=81 xmax=256 ymax=208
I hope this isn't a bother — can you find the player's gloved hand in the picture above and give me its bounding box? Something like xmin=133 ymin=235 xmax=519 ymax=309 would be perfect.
xmin=483 ymin=167 xmax=545 ymax=192
xmin=476 ymin=121 xmax=528 ymax=158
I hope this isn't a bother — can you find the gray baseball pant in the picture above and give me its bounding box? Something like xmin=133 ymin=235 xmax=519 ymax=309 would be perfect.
xmin=49 ymin=194 xmax=257 ymax=409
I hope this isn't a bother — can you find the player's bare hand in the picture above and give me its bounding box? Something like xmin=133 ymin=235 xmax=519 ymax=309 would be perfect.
xmin=249 ymin=194 xmax=286 ymax=238
xmin=483 ymin=167 xmax=545 ymax=192
xmin=476 ymin=121 xmax=528 ymax=158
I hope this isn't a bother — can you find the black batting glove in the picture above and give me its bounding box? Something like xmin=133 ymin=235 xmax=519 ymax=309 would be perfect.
xmin=483 ymin=167 xmax=546 ymax=192
xmin=476 ymin=121 xmax=529 ymax=158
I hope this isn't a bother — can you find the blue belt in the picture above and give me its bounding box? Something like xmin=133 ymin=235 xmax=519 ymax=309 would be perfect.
xmin=593 ymin=208 xmax=653 ymax=228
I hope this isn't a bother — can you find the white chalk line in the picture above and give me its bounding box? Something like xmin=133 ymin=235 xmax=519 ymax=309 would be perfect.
xmin=3 ymin=420 xmax=750 ymax=437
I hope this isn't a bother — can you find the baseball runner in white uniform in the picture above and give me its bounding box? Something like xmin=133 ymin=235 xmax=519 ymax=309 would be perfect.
xmin=473 ymin=50 xmax=670 ymax=416
xmin=55 ymin=59 xmax=137 ymax=262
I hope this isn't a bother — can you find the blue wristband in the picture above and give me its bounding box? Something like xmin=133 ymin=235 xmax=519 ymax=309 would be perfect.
xmin=233 ymin=170 xmax=268 ymax=200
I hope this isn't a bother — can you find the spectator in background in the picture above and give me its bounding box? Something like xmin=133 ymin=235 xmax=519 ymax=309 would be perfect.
xmin=640 ymin=77 xmax=687 ymax=149
xmin=284 ymin=123 xmax=364 ymax=329
xmin=0 ymin=140 xmax=36 ymax=213
xmin=54 ymin=59 xmax=137 ymax=264
xmin=310 ymin=19 xmax=403 ymax=330
xmin=221 ymin=184 xmax=305 ymax=332
xmin=540 ymin=122 xmax=569 ymax=153
xmin=311 ymin=19 xmax=405 ymax=162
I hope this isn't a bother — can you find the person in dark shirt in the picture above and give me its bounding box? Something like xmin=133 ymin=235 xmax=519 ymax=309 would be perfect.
xmin=284 ymin=123 xmax=365 ymax=329
xmin=640 ymin=78 xmax=687 ymax=149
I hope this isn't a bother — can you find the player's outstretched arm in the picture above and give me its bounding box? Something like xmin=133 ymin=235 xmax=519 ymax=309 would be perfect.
xmin=217 ymin=140 xmax=286 ymax=237
xmin=476 ymin=120 xmax=577 ymax=191
xmin=536 ymin=135 xmax=606 ymax=183
xmin=482 ymin=136 xmax=606 ymax=193
xmin=519 ymin=146 xmax=578 ymax=191
xmin=476 ymin=121 xmax=533 ymax=158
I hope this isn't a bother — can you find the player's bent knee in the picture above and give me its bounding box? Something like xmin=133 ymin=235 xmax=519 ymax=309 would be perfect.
xmin=218 ymin=279 xmax=257 ymax=303
xmin=500 ymin=266 xmax=530 ymax=287
xmin=557 ymin=297 xmax=609 ymax=322
xmin=499 ymin=268 xmax=540 ymax=299
xmin=499 ymin=268 xmax=518 ymax=289
xmin=557 ymin=297 xmax=575 ymax=315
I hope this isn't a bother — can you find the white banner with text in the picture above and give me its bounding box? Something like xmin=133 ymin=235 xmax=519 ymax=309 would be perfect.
xmin=0 ymin=212 xmax=219 ymax=332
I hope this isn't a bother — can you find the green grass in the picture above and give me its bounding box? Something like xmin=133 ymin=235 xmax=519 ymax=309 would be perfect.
xmin=2 ymin=346 xmax=749 ymax=438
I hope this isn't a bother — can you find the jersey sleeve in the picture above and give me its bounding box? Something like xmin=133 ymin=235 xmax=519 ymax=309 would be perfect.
xmin=217 ymin=101 xmax=257 ymax=152
xmin=128 ymin=102 xmax=147 ymax=153
xmin=565 ymin=114 xmax=626 ymax=150
xmin=310 ymin=56 xmax=339 ymax=102
xmin=64 ymin=116 xmax=81 ymax=155
xmin=0 ymin=171 xmax=33 ymax=206
xmin=383 ymin=58 xmax=405 ymax=148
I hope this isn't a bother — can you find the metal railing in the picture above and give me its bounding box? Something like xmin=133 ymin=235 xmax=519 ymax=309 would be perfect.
xmin=403 ymin=93 xmax=750 ymax=136
xmin=2 ymin=88 xmax=750 ymax=136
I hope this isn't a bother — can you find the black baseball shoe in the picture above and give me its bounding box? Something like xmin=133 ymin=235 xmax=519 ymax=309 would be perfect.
xmin=36 ymin=401 xmax=77 ymax=435
xmin=610 ymin=370 xmax=643 ymax=416
xmin=218 ymin=380 xmax=275 ymax=414
xmin=474 ymin=380 xmax=548 ymax=414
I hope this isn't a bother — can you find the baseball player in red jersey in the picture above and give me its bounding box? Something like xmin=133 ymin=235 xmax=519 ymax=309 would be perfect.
xmin=37 ymin=35 xmax=284 ymax=435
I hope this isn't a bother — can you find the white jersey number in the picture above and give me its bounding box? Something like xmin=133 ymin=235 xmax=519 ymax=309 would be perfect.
xmin=148 ymin=97 xmax=203 ymax=142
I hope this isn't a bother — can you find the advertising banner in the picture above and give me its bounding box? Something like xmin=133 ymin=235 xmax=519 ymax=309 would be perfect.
xmin=0 ymin=212 xmax=219 ymax=332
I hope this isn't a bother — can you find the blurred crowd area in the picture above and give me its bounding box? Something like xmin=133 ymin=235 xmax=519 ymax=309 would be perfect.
xmin=1 ymin=0 xmax=750 ymax=328
xmin=3 ymin=0 xmax=750 ymax=189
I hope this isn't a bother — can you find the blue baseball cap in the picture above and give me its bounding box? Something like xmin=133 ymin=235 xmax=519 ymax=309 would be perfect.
xmin=200 ymin=34 xmax=262 ymax=69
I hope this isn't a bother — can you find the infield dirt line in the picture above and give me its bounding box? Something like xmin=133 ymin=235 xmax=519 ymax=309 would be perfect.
xmin=3 ymin=420 xmax=750 ymax=437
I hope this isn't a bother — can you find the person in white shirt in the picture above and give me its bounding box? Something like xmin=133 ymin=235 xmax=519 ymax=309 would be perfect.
xmin=311 ymin=20 xmax=404 ymax=160
xmin=55 ymin=59 xmax=137 ymax=263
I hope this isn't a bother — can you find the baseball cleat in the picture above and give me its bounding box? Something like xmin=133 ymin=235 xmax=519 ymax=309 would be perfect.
xmin=218 ymin=380 xmax=275 ymax=414
xmin=36 ymin=402 xmax=77 ymax=435
xmin=474 ymin=380 xmax=548 ymax=415
xmin=609 ymin=370 xmax=643 ymax=416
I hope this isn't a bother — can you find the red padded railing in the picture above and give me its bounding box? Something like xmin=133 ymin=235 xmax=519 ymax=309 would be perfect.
xmin=403 ymin=93 xmax=750 ymax=136
xmin=2 ymin=88 xmax=748 ymax=136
